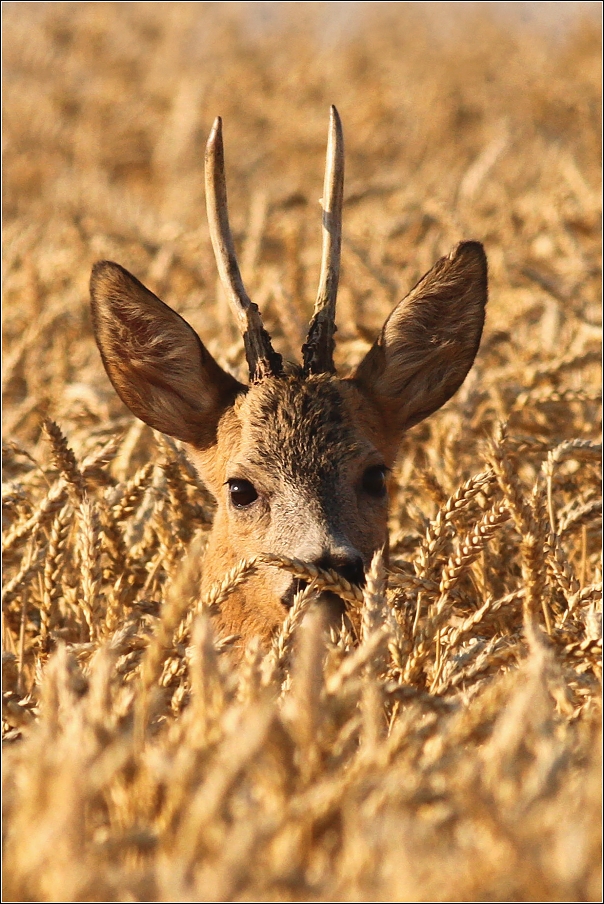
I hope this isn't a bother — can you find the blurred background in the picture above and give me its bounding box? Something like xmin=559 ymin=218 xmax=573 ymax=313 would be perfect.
xmin=2 ymin=1 xmax=601 ymax=447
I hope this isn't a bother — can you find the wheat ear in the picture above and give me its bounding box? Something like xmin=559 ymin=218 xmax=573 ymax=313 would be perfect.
xmin=260 ymin=553 xmax=363 ymax=604
xmin=404 ymin=503 xmax=511 ymax=686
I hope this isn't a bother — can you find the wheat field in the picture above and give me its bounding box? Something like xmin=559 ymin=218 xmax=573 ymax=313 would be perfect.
xmin=2 ymin=3 xmax=602 ymax=901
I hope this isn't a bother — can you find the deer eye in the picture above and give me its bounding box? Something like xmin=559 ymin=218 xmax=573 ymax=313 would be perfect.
xmin=362 ymin=465 xmax=388 ymax=499
xmin=228 ymin=479 xmax=258 ymax=508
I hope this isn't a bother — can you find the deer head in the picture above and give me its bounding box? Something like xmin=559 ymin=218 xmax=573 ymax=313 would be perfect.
xmin=90 ymin=107 xmax=487 ymax=646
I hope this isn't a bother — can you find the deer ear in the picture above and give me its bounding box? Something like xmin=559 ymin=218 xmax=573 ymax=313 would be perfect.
xmin=351 ymin=241 xmax=487 ymax=439
xmin=90 ymin=261 xmax=244 ymax=448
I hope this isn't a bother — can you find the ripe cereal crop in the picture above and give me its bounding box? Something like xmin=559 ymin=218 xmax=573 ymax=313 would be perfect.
xmin=2 ymin=4 xmax=601 ymax=901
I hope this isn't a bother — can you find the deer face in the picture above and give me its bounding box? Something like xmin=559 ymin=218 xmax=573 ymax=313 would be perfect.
xmin=90 ymin=108 xmax=487 ymax=646
xmin=192 ymin=374 xmax=390 ymax=628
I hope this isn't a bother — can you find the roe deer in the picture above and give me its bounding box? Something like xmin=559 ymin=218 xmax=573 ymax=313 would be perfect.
xmin=90 ymin=107 xmax=487 ymax=647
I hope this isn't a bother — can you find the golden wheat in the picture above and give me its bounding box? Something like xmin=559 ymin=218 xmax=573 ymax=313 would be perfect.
xmin=2 ymin=3 xmax=601 ymax=902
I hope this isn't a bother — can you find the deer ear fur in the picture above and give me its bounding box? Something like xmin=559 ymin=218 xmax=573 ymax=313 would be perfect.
xmin=90 ymin=261 xmax=244 ymax=448
xmin=351 ymin=241 xmax=487 ymax=438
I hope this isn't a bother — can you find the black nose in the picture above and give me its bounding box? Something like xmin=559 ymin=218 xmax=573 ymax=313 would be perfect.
xmin=316 ymin=553 xmax=365 ymax=587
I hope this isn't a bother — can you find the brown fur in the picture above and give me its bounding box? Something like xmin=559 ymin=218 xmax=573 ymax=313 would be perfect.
xmin=191 ymin=372 xmax=391 ymax=642
xmin=91 ymin=236 xmax=487 ymax=648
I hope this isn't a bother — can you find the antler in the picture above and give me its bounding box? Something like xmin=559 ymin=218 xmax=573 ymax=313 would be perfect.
xmin=205 ymin=117 xmax=282 ymax=383
xmin=302 ymin=105 xmax=344 ymax=375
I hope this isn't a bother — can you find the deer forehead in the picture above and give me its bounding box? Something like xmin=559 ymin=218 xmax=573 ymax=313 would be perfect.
xmin=216 ymin=373 xmax=383 ymax=488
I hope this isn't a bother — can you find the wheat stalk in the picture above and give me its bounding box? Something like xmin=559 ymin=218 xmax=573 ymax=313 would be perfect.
xmin=413 ymin=469 xmax=495 ymax=580
xmin=269 ymin=581 xmax=321 ymax=677
xmin=3 ymin=441 xmax=118 ymax=555
xmin=42 ymin=419 xmax=86 ymax=500
xmin=403 ymin=503 xmax=511 ymax=685
xmin=199 ymin=557 xmax=260 ymax=612
xmin=543 ymin=439 xmax=602 ymax=531
xmin=260 ymin=553 xmax=364 ymax=604
xmin=434 ymin=635 xmax=518 ymax=694
xmin=110 ymin=461 xmax=155 ymax=522
xmin=41 ymin=502 xmax=73 ymax=641
xmin=2 ymin=538 xmax=45 ymax=608
xmin=76 ymin=497 xmax=102 ymax=642
xmin=361 ymin=549 xmax=387 ymax=644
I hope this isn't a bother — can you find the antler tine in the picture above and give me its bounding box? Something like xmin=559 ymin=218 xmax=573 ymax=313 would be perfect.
xmin=302 ymin=105 xmax=344 ymax=375
xmin=205 ymin=117 xmax=282 ymax=382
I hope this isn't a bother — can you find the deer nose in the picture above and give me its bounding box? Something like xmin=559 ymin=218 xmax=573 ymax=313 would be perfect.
xmin=316 ymin=552 xmax=365 ymax=587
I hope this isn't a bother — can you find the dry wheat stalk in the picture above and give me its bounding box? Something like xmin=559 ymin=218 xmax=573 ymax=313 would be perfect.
xmin=361 ymin=549 xmax=387 ymax=645
xmin=135 ymin=541 xmax=206 ymax=736
xmin=384 ymin=605 xmax=406 ymax=675
xmin=42 ymin=419 xmax=86 ymax=500
xmin=518 ymin=387 xmax=601 ymax=408
xmin=199 ymin=557 xmax=260 ymax=613
xmin=545 ymin=531 xmax=581 ymax=603
xmin=522 ymin=476 xmax=552 ymax=635
xmin=488 ymin=425 xmax=534 ymax=536
xmin=283 ymin=607 xmax=326 ymax=783
xmin=3 ymin=440 xmax=119 ymax=555
xmin=158 ymin=435 xmax=216 ymax=516
xmin=526 ymin=350 xmax=602 ymax=388
xmin=2 ymin=439 xmax=40 ymax=470
xmin=446 ymin=589 xmax=524 ymax=652
xmin=151 ymin=472 xmax=185 ymax=576
xmin=557 ymin=497 xmax=601 ymax=536
xmin=167 ymin=700 xmax=275 ymax=857
xmin=358 ymin=550 xmax=389 ymax=746
xmin=387 ymin=567 xmax=440 ymax=597
xmin=325 ymin=630 xmax=391 ymax=697
xmin=567 ymin=582 xmax=602 ymax=614
xmin=415 ymin=468 xmax=448 ymax=508
xmin=260 ymin=553 xmax=364 ymax=604
xmin=40 ymin=502 xmax=73 ymax=641
xmin=543 ymin=439 xmax=602 ymax=531
xmin=269 ymin=581 xmax=322 ymax=678
xmin=97 ymin=509 xmax=127 ymax=591
xmin=234 ymin=636 xmax=266 ymax=706
xmin=2 ymin=485 xmax=32 ymax=527
xmin=2 ymin=482 xmax=70 ymax=555
xmin=76 ymin=497 xmax=102 ymax=642
xmin=110 ymin=461 xmax=155 ymax=523
xmin=403 ymin=503 xmax=511 ymax=686
xmin=413 ymin=469 xmax=495 ymax=580
xmin=161 ymin=456 xmax=193 ymax=544
xmin=434 ymin=636 xmax=517 ymax=694
xmin=438 ymin=503 xmax=511 ymax=602
xmin=2 ymin=538 xmax=46 ymax=608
